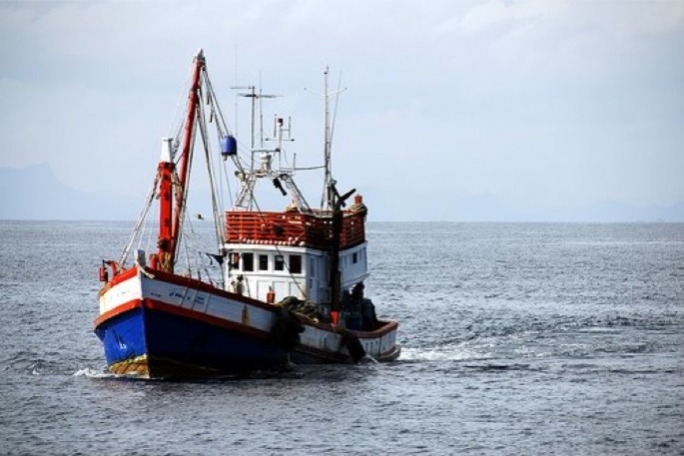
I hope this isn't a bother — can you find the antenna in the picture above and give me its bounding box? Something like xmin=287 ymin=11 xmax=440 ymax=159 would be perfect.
xmin=233 ymin=44 xmax=239 ymax=140
xmin=323 ymin=67 xmax=332 ymax=210
xmin=311 ymin=67 xmax=346 ymax=210
xmin=231 ymin=86 xmax=280 ymax=148
xmin=266 ymin=115 xmax=295 ymax=171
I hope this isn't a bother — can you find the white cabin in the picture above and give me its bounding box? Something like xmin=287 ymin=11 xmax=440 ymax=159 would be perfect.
xmin=223 ymin=242 xmax=369 ymax=304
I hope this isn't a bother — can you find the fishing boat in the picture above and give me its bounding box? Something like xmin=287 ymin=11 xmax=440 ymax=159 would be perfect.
xmin=94 ymin=49 xmax=401 ymax=378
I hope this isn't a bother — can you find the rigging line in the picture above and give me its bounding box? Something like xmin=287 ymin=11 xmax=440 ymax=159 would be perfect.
xmin=198 ymin=249 xmax=215 ymax=287
xmin=190 ymin=219 xmax=206 ymax=282
xmin=204 ymin=71 xmax=233 ymax=137
xmin=203 ymin=73 xmax=250 ymax=184
xmin=181 ymin=212 xmax=195 ymax=276
xmin=217 ymin=126 xmax=251 ymax=165
xmin=224 ymin=116 xmax=254 ymax=165
xmin=168 ymin=62 xmax=195 ymax=141
xmin=197 ymin=89 xmax=225 ymax=251
xmin=233 ymin=44 xmax=239 ymax=147
xmin=213 ymin=128 xmax=226 ymax=222
xmin=203 ymin=79 xmax=238 ymax=213
xmin=186 ymin=221 xmax=217 ymax=286
xmin=136 ymin=198 xmax=151 ymax=254
xmin=135 ymin=212 xmax=145 ymax=253
xmin=329 ymin=69 xmax=344 ymax=150
xmin=172 ymin=95 xmax=201 ymax=265
xmin=120 ymin=173 xmax=160 ymax=266
xmin=216 ymin=130 xmax=241 ymax=214
xmin=143 ymin=203 xmax=156 ymax=260
xmin=215 ymin=130 xmax=241 ymax=213
xmin=222 ymin=160 xmax=235 ymax=209
xmin=183 ymin=206 xmax=211 ymax=280
xmin=232 ymin=135 xmax=253 ymax=163
xmin=205 ymin=71 xmax=250 ymax=190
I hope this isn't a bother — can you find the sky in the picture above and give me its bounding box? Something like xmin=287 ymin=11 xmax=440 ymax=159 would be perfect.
xmin=0 ymin=0 xmax=683 ymax=221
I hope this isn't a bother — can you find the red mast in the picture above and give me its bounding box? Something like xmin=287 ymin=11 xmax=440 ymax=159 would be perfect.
xmin=156 ymin=140 xmax=175 ymax=272
xmin=155 ymin=50 xmax=205 ymax=273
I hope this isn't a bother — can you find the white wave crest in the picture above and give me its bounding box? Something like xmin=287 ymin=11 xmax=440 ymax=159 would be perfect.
xmin=73 ymin=368 xmax=116 ymax=379
xmin=400 ymin=345 xmax=491 ymax=362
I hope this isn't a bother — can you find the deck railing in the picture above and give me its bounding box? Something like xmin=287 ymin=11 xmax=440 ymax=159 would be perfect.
xmin=225 ymin=210 xmax=366 ymax=249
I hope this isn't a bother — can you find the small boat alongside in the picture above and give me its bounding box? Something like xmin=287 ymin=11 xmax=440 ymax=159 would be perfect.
xmin=94 ymin=49 xmax=400 ymax=378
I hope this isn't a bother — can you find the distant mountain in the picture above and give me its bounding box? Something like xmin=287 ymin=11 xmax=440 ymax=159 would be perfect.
xmin=363 ymin=188 xmax=684 ymax=223
xmin=545 ymin=200 xmax=684 ymax=223
xmin=0 ymin=164 xmax=138 ymax=220
xmin=2 ymin=165 xmax=683 ymax=222
xmin=450 ymin=196 xmax=684 ymax=223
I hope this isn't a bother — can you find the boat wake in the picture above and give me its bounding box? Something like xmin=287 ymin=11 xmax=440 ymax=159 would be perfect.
xmin=73 ymin=368 xmax=119 ymax=379
xmin=73 ymin=366 xmax=309 ymax=381
xmin=400 ymin=345 xmax=492 ymax=362
xmin=363 ymin=354 xmax=380 ymax=364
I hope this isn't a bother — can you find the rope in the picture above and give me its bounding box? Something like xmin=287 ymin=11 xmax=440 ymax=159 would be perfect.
xmin=196 ymin=80 xmax=225 ymax=252
xmin=171 ymin=103 xmax=198 ymax=266
xmin=329 ymin=69 xmax=343 ymax=150
xmin=143 ymin=203 xmax=155 ymax=259
xmin=182 ymin=214 xmax=193 ymax=276
xmin=167 ymin=62 xmax=194 ymax=143
xmin=120 ymin=173 xmax=160 ymax=266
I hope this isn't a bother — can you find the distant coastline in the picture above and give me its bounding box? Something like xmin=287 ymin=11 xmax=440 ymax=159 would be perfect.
xmin=1 ymin=165 xmax=683 ymax=223
xmin=0 ymin=164 xmax=138 ymax=221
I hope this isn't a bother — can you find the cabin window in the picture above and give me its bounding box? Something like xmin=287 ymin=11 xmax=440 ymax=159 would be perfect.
xmin=309 ymin=257 xmax=316 ymax=277
xmin=352 ymin=252 xmax=358 ymax=264
xmin=258 ymin=254 xmax=269 ymax=271
xmin=289 ymin=255 xmax=302 ymax=274
xmin=230 ymin=252 xmax=239 ymax=269
xmin=275 ymin=255 xmax=284 ymax=271
xmin=242 ymin=253 xmax=254 ymax=272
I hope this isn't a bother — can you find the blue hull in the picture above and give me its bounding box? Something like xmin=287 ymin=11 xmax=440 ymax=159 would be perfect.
xmin=95 ymin=306 xmax=288 ymax=377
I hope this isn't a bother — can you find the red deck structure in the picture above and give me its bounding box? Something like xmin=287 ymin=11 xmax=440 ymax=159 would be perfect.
xmin=225 ymin=209 xmax=366 ymax=249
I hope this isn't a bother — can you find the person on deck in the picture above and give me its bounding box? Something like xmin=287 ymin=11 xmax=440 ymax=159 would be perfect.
xmin=231 ymin=275 xmax=244 ymax=295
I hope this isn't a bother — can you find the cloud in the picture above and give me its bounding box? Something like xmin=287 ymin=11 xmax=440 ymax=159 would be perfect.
xmin=0 ymin=0 xmax=682 ymax=221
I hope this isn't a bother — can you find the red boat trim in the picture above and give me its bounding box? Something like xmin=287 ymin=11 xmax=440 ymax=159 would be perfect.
xmin=96 ymin=269 xmax=399 ymax=353
xmin=354 ymin=319 xmax=400 ymax=339
xmin=107 ymin=266 xmax=139 ymax=288
xmin=94 ymin=299 xmax=142 ymax=328
xmin=143 ymin=299 xmax=273 ymax=341
xmin=144 ymin=267 xmax=276 ymax=312
xmin=101 ymin=266 xmax=399 ymax=339
xmin=101 ymin=265 xmax=270 ymax=311
xmin=292 ymin=332 xmax=400 ymax=363
xmin=95 ymin=296 xmax=400 ymax=364
xmin=95 ymin=294 xmax=273 ymax=341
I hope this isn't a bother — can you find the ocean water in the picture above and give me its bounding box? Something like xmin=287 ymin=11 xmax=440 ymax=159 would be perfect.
xmin=0 ymin=221 xmax=682 ymax=455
